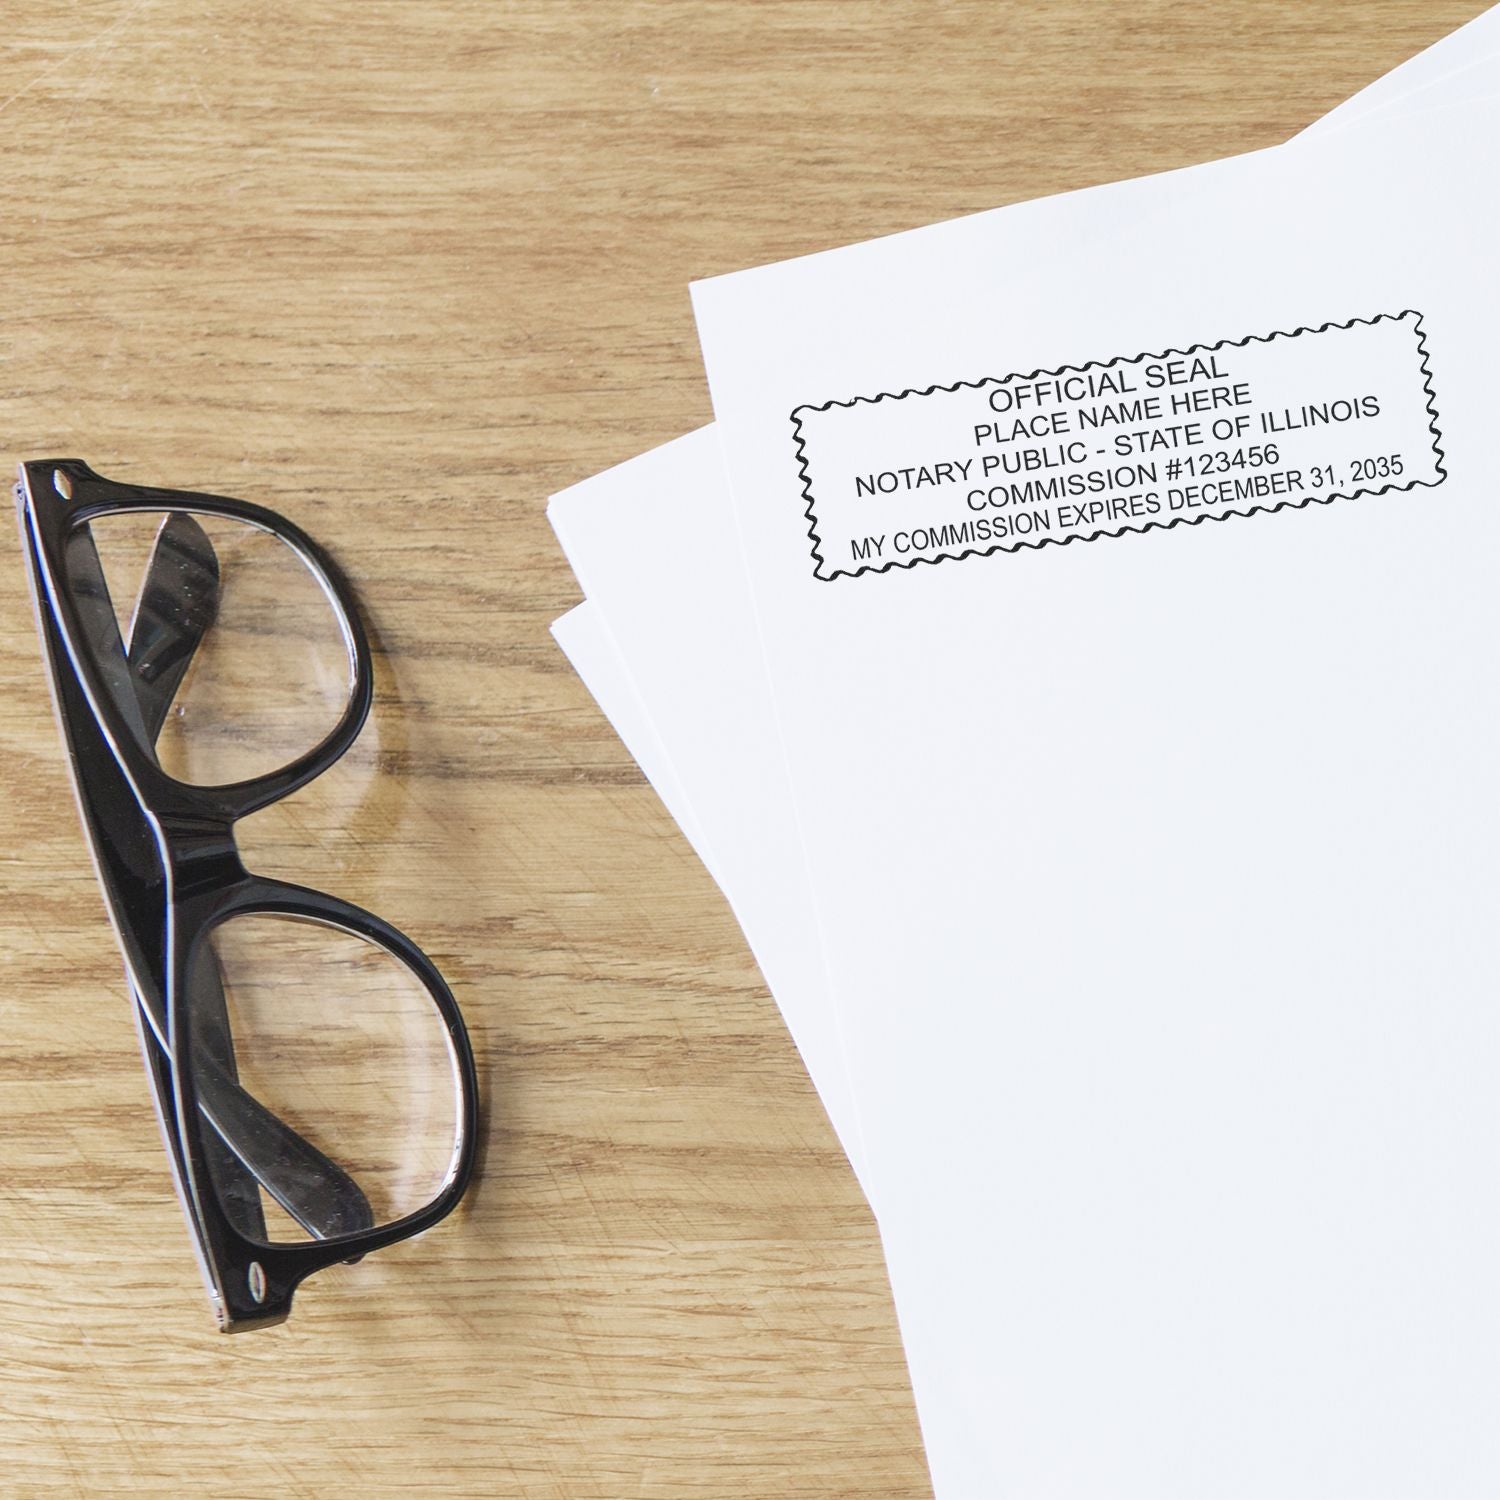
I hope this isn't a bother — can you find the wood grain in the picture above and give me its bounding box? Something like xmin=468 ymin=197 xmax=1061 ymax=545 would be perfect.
xmin=0 ymin=2 xmax=1482 ymax=1494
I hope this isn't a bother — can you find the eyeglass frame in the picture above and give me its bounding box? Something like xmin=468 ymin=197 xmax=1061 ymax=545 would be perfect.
xmin=16 ymin=457 xmax=479 ymax=1333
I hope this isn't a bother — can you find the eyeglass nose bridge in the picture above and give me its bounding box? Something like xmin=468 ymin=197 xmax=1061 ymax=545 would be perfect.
xmin=160 ymin=815 xmax=251 ymax=903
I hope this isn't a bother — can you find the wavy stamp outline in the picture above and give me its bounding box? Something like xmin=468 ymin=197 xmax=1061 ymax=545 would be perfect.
xmin=790 ymin=311 xmax=1446 ymax=582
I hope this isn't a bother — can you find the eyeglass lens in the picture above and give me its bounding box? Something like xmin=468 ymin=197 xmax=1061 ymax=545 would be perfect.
xmin=71 ymin=508 xmax=355 ymax=787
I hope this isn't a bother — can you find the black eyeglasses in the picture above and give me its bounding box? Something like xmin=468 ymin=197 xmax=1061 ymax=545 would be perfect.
xmin=16 ymin=459 xmax=478 ymax=1332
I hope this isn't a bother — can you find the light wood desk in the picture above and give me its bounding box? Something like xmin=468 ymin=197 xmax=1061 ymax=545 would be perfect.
xmin=0 ymin=3 xmax=1480 ymax=1493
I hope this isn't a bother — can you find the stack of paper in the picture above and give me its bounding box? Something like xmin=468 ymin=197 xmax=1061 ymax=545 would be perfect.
xmin=549 ymin=10 xmax=1500 ymax=1493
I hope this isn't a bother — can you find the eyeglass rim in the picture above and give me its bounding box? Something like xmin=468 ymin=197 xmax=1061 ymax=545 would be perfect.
xmin=19 ymin=456 xmax=375 ymax=818
xmin=166 ymin=876 xmax=480 ymax=1332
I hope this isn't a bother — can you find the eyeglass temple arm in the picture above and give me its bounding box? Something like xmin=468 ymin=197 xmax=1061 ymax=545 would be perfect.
xmin=141 ymin=969 xmax=379 ymax=1241
xmin=125 ymin=512 xmax=220 ymax=747
xmin=126 ymin=517 xmax=373 ymax=1240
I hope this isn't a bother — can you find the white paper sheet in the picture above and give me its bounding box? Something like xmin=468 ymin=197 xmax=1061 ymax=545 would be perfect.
xmin=688 ymin=92 xmax=1500 ymax=1495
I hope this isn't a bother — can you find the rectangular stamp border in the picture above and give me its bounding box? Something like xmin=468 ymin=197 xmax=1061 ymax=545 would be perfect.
xmin=790 ymin=312 xmax=1446 ymax=582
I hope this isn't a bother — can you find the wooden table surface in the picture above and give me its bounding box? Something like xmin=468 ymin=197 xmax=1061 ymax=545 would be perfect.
xmin=0 ymin=2 xmax=1482 ymax=1494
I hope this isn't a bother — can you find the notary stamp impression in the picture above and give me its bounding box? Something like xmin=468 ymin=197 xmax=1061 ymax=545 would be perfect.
xmin=790 ymin=312 xmax=1445 ymax=581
